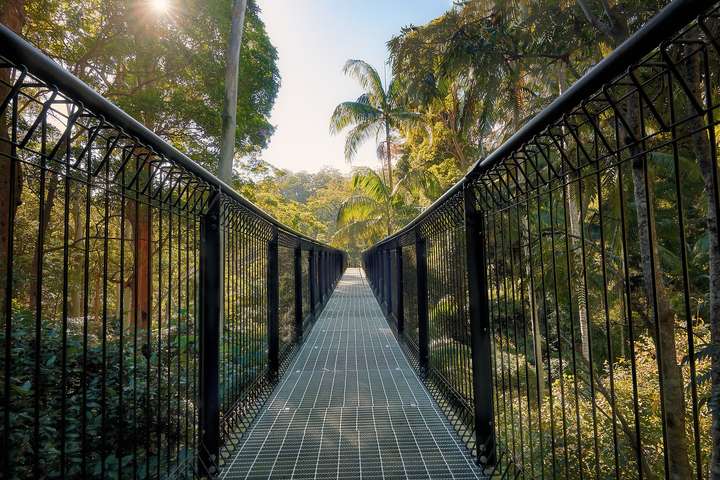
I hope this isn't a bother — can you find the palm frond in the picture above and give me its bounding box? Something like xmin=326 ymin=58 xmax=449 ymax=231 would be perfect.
xmin=344 ymin=121 xmax=381 ymax=161
xmin=331 ymin=218 xmax=386 ymax=244
xmin=329 ymin=101 xmax=382 ymax=134
xmin=336 ymin=194 xmax=382 ymax=227
xmin=343 ymin=59 xmax=386 ymax=104
xmin=356 ymin=93 xmax=371 ymax=105
xmin=387 ymin=78 xmax=411 ymax=108
xmin=351 ymin=168 xmax=391 ymax=203
xmin=389 ymin=109 xmax=422 ymax=128
xmin=393 ymin=168 xmax=442 ymax=200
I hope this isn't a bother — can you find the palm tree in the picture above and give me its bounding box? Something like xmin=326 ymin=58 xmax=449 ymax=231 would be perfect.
xmin=335 ymin=167 xmax=440 ymax=240
xmin=330 ymin=59 xmax=419 ymax=189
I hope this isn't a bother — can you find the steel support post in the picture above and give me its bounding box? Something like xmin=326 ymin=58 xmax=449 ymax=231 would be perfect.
xmin=309 ymin=249 xmax=316 ymax=314
xmin=395 ymin=244 xmax=404 ymax=335
xmin=464 ymin=185 xmax=496 ymax=466
xmin=267 ymin=229 xmax=280 ymax=377
xmin=384 ymin=249 xmax=391 ymax=313
xmin=199 ymin=192 xmax=221 ymax=477
xmin=294 ymin=245 xmax=303 ymax=342
xmin=415 ymin=237 xmax=429 ymax=377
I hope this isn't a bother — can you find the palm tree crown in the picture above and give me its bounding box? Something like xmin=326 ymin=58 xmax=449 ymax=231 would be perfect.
xmin=329 ymin=59 xmax=419 ymax=189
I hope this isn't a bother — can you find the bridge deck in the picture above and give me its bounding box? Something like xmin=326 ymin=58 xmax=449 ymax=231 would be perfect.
xmin=222 ymin=268 xmax=483 ymax=480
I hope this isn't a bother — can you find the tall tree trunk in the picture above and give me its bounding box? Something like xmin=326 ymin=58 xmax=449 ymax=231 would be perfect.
xmin=126 ymin=157 xmax=153 ymax=330
xmin=627 ymin=113 xmax=691 ymax=479
xmin=508 ymin=68 xmax=544 ymax=395
xmin=0 ymin=0 xmax=26 ymax=323
xmin=125 ymin=15 xmax=159 ymax=332
xmin=449 ymin=133 xmax=468 ymax=169
xmin=69 ymin=199 xmax=83 ymax=317
xmin=219 ymin=0 xmax=248 ymax=340
xmin=684 ymin=50 xmax=720 ymax=480
xmin=576 ymin=8 xmax=691 ymax=476
xmin=29 ymin=173 xmax=58 ymax=311
xmin=560 ymin=53 xmax=590 ymax=359
xmin=523 ymin=213 xmax=545 ymax=399
xmin=219 ymin=0 xmax=248 ymax=183
xmin=566 ymin=176 xmax=590 ymax=361
xmin=127 ymin=197 xmax=151 ymax=329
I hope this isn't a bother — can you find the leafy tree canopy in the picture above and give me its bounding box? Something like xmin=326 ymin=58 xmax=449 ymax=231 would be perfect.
xmin=22 ymin=0 xmax=279 ymax=171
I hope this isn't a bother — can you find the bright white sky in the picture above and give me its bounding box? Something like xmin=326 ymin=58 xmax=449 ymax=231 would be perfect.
xmin=255 ymin=0 xmax=450 ymax=174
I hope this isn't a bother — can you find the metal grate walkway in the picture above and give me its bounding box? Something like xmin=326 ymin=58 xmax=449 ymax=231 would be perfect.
xmin=222 ymin=268 xmax=483 ymax=479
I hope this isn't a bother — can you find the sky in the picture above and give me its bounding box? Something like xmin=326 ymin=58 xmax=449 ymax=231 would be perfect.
xmin=254 ymin=0 xmax=450 ymax=174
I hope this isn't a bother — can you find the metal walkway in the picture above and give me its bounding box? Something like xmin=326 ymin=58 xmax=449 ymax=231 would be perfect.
xmin=222 ymin=268 xmax=483 ymax=479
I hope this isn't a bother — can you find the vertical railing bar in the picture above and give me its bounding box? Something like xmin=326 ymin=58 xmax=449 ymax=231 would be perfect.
xmin=386 ymin=248 xmax=392 ymax=314
xmin=309 ymin=249 xmax=316 ymax=316
xmin=395 ymin=243 xmax=404 ymax=336
xmin=464 ymin=184 xmax=496 ymax=467
xmin=1 ymin=87 xmax=17 ymax=479
xmin=415 ymin=235 xmax=430 ymax=378
xmin=294 ymin=245 xmax=303 ymax=343
xmin=199 ymin=190 xmax=221 ymax=477
xmin=267 ymin=228 xmax=280 ymax=378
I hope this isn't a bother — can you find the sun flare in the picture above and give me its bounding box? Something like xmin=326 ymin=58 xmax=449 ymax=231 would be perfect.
xmin=149 ymin=0 xmax=170 ymax=14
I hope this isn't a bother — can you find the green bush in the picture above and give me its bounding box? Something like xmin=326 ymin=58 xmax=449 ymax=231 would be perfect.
xmin=1 ymin=310 xmax=199 ymax=479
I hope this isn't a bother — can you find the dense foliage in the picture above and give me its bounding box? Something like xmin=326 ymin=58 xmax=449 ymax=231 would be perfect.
xmin=0 ymin=1 xmax=280 ymax=477
xmin=332 ymin=0 xmax=718 ymax=478
xmin=2 ymin=0 xmax=719 ymax=478
xmin=21 ymin=0 xmax=279 ymax=168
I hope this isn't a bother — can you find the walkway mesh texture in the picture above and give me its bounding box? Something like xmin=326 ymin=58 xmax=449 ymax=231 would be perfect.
xmin=222 ymin=268 xmax=483 ymax=479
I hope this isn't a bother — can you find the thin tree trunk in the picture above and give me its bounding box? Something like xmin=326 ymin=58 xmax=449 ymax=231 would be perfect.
xmin=577 ymin=11 xmax=691 ymax=476
xmin=565 ymin=178 xmax=591 ymax=361
xmin=557 ymin=63 xmax=590 ymax=361
xmin=512 ymin=68 xmax=545 ymax=394
xmin=684 ymin=50 xmax=720 ymax=480
xmin=69 ymin=198 xmax=83 ymax=317
xmin=385 ymin=119 xmax=393 ymax=189
xmin=628 ymin=116 xmax=691 ymax=480
xmin=451 ymin=135 xmax=467 ymax=167
xmin=219 ymin=0 xmax=248 ymax=341
xmin=511 ymin=71 xmax=544 ymax=395
xmin=219 ymin=0 xmax=248 ymax=183
xmin=92 ymin=272 xmax=102 ymax=324
xmin=558 ymin=58 xmax=590 ymax=361
xmin=520 ymin=201 xmax=544 ymax=398
xmin=0 ymin=0 xmax=25 ymax=321
xmin=527 ymin=224 xmax=545 ymax=402
xmin=127 ymin=197 xmax=151 ymax=329
xmin=126 ymin=157 xmax=152 ymax=329
xmin=28 ymin=55 xmax=96 ymax=312
xmin=29 ymin=172 xmax=58 ymax=311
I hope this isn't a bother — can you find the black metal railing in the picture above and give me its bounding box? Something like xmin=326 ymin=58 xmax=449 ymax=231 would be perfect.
xmin=0 ymin=25 xmax=345 ymax=479
xmin=364 ymin=0 xmax=720 ymax=477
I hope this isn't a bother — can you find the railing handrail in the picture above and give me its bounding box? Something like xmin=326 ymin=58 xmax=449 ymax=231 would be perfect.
xmin=367 ymin=0 xmax=708 ymax=250
xmin=0 ymin=22 xmax=339 ymax=253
